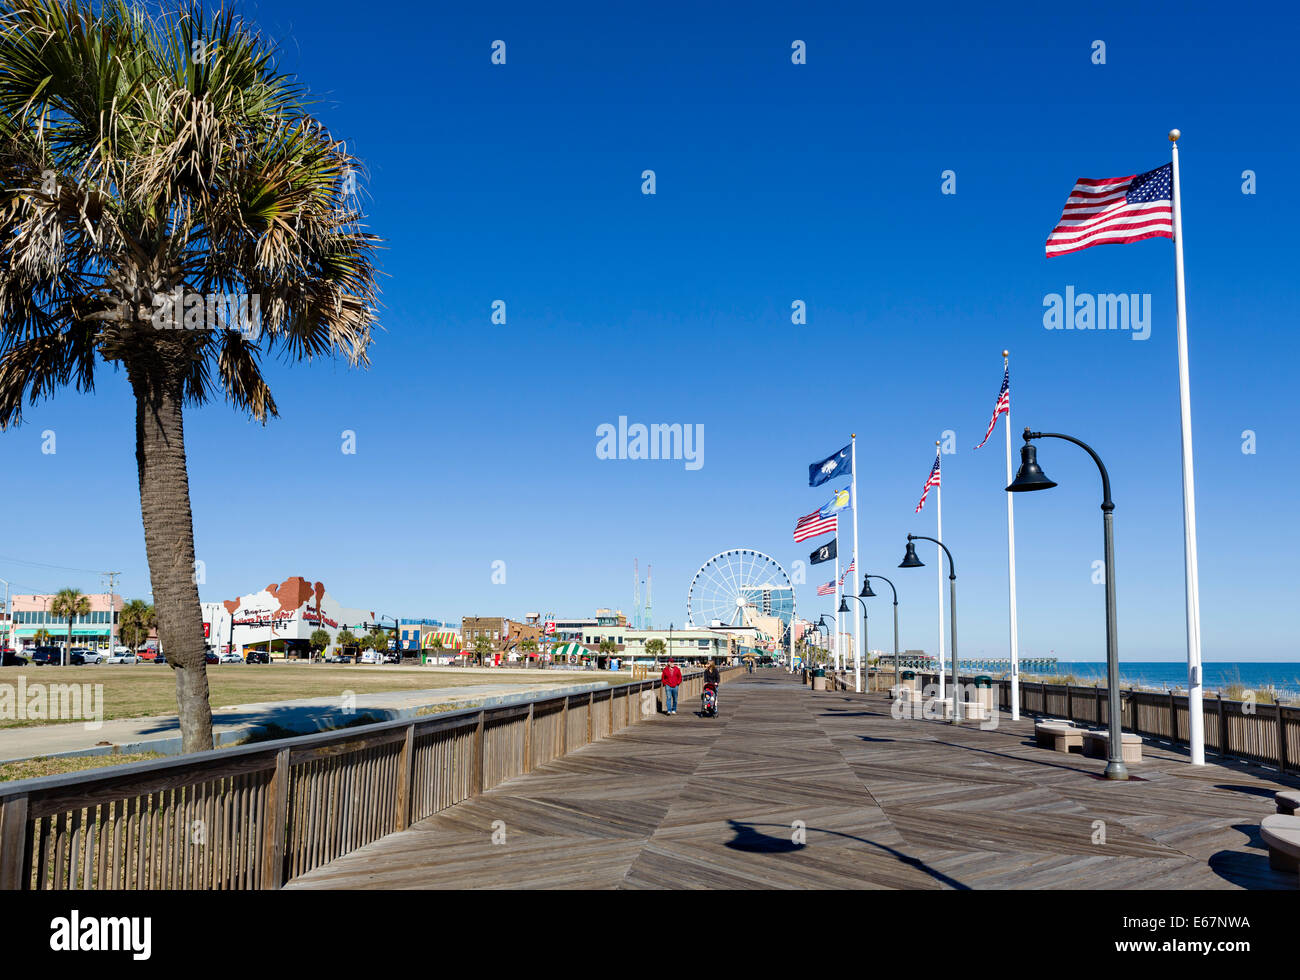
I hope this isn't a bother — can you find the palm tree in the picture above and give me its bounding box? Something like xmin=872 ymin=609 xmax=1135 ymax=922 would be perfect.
xmin=0 ymin=2 xmax=379 ymax=751
xmin=645 ymin=638 xmax=666 ymax=660
xmin=520 ymin=637 xmax=537 ymax=666
xmin=119 ymin=599 xmax=156 ymax=652
xmin=50 ymin=588 xmax=90 ymax=664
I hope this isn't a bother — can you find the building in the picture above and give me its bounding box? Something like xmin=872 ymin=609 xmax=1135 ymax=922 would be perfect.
xmin=202 ymin=576 xmax=375 ymax=659
xmin=9 ymin=593 xmax=124 ymax=652
xmin=398 ymin=619 xmax=460 ymax=654
xmin=620 ymin=627 xmax=730 ymax=665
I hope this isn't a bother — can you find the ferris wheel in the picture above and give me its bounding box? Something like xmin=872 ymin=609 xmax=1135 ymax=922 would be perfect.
xmin=687 ymin=549 xmax=796 ymax=630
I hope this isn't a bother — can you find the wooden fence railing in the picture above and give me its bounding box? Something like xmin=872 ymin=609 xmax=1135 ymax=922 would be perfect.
xmin=0 ymin=666 xmax=741 ymax=890
xmin=894 ymin=670 xmax=1298 ymax=773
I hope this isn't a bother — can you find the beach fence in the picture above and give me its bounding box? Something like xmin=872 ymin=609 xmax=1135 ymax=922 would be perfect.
xmin=0 ymin=666 xmax=741 ymax=891
xmin=894 ymin=671 xmax=1298 ymax=773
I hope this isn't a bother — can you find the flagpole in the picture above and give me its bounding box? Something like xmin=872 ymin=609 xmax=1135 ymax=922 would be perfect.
xmin=1004 ymin=350 xmax=1021 ymax=721
xmin=935 ymin=440 xmax=945 ymax=702
xmin=851 ymin=434 xmax=862 ymax=693
xmin=834 ymin=515 xmax=842 ymax=671
xmin=1170 ymin=129 xmax=1205 ymax=766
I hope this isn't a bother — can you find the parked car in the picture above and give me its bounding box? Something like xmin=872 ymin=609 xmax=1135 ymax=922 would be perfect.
xmin=219 ymin=651 xmax=243 ymax=663
xmin=31 ymin=646 xmax=68 ymax=666
xmin=359 ymin=650 xmax=382 ymax=665
xmin=105 ymin=650 xmax=139 ymax=664
xmin=382 ymin=652 xmax=400 ymax=664
xmin=204 ymin=651 xmax=220 ymax=664
xmin=245 ymin=650 xmax=269 ymax=664
xmin=2 ymin=648 xmax=28 ymax=666
xmin=154 ymin=651 xmax=167 ymax=665
xmin=72 ymin=647 xmax=103 ymax=664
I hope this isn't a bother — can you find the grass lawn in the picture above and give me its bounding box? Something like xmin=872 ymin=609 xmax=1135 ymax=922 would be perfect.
xmin=0 ymin=751 xmax=166 ymax=781
xmin=0 ymin=663 xmax=620 ymax=729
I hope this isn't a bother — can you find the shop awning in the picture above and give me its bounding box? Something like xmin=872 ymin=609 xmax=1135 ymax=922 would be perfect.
xmin=551 ymin=642 xmax=593 ymax=659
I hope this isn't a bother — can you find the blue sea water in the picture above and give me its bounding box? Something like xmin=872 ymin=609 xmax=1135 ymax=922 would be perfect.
xmin=1046 ymin=661 xmax=1300 ymax=696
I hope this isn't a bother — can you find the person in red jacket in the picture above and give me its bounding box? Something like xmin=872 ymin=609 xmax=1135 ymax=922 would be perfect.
xmin=661 ymin=657 xmax=683 ymax=715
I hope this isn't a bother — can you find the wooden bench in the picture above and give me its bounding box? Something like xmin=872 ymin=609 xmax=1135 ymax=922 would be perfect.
xmin=1260 ymin=814 xmax=1300 ymax=874
xmin=1275 ymin=790 xmax=1300 ymax=816
xmin=1035 ymin=721 xmax=1085 ymax=753
xmin=1082 ymin=729 xmax=1143 ymax=763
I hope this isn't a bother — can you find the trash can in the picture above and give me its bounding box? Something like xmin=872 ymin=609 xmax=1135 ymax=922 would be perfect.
xmin=971 ymin=674 xmax=995 ymax=712
xmin=900 ymin=669 xmax=918 ymax=693
xmin=813 ymin=667 xmax=827 ymax=691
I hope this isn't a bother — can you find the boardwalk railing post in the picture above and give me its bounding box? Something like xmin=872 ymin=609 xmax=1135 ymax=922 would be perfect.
xmin=1169 ymin=689 xmax=1177 ymax=742
xmin=587 ymin=692 xmax=594 ymax=744
xmin=0 ymin=793 xmax=29 ymax=890
xmin=1217 ymin=692 xmax=1226 ymax=756
xmin=1066 ymin=684 xmax=1073 ymax=722
xmin=561 ymin=696 xmax=569 ymax=753
xmin=524 ymin=703 xmax=535 ymax=772
xmin=260 ymin=747 xmax=291 ymax=890
xmin=473 ymin=710 xmax=485 ymax=794
xmin=1277 ymin=703 xmax=1288 ymax=774
xmin=396 ymin=724 xmax=414 ymax=831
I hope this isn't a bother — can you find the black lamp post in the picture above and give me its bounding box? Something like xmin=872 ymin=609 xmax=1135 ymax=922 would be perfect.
xmin=837 ymin=594 xmax=866 ymax=692
xmin=1008 ymin=427 xmax=1127 ymax=780
xmin=900 ymin=534 xmax=960 ymax=723
xmin=863 ymin=575 xmax=900 ymax=693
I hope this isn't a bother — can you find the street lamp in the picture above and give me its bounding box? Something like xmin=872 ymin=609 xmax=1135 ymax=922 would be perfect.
xmin=837 ymin=594 xmax=866 ymax=693
xmin=899 ymin=534 xmax=960 ymax=723
xmin=863 ymin=575 xmax=901 ymax=693
xmin=1008 ymin=427 xmax=1127 ymax=780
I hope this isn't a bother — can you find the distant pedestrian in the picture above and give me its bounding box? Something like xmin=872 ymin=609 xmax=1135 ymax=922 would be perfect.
xmin=662 ymin=658 xmax=682 ymax=715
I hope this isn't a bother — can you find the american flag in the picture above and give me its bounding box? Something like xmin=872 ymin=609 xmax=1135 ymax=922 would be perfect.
xmin=915 ymin=453 xmax=941 ymax=513
xmin=794 ymin=509 xmax=837 ymax=543
xmin=839 ymin=559 xmax=855 ymax=586
xmin=816 ymin=582 xmax=834 ymax=596
xmin=974 ymin=366 xmax=1010 ymax=449
xmin=1045 ymin=163 xmax=1173 ymax=258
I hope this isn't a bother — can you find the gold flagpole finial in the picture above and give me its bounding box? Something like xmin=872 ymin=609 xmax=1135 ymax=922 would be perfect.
xmin=1002 ymin=349 xmax=1009 ymax=358
xmin=1169 ymin=129 xmax=1181 ymax=142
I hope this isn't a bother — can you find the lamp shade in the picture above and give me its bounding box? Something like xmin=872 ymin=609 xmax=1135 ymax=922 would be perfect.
xmin=1006 ymin=442 xmax=1057 ymax=492
xmin=899 ymin=541 xmax=924 ymax=568
xmin=859 ymin=578 xmax=876 ymax=598
xmin=837 ymin=598 xmax=850 ymax=613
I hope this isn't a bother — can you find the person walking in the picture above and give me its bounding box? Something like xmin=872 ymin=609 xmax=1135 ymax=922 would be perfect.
xmin=662 ymin=657 xmax=682 ymax=715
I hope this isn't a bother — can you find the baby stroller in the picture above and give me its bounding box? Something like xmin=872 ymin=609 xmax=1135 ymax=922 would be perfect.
xmin=702 ymin=682 xmax=718 ymax=717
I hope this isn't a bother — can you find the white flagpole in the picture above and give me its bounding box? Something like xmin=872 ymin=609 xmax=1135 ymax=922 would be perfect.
xmin=1004 ymin=350 xmax=1021 ymax=720
xmin=935 ymin=440 xmax=945 ymax=702
xmin=1170 ymin=129 xmax=1205 ymax=766
xmin=834 ymin=515 xmax=842 ymax=672
xmin=851 ymin=435 xmax=862 ymax=693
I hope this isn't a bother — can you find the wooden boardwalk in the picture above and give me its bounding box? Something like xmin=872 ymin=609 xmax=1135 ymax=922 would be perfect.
xmin=285 ymin=671 xmax=1299 ymax=889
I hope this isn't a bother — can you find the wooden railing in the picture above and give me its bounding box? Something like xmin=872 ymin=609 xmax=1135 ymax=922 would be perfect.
xmin=0 ymin=666 xmax=742 ymax=890
xmin=899 ymin=671 xmax=1298 ymax=774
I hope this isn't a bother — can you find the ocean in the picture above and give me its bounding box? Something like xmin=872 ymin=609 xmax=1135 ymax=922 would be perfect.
xmin=1040 ymin=661 xmax=1300 ymax=697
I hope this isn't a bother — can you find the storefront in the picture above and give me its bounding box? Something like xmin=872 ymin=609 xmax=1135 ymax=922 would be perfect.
xmin=202 ymin=576 xmax=377 ymax=660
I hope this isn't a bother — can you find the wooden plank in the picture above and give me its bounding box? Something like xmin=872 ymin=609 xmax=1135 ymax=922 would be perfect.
xmin=0 ymin=793 xmax=29 ymax=890
xmin=259 ymin=748 xmax=291 ymax=890
xmin=396 ymin=725 xmax=414 ymax=832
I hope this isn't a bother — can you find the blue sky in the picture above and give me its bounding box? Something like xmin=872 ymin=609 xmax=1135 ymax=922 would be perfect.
xmin=3 ymin=0 xmax=1297 ymax=662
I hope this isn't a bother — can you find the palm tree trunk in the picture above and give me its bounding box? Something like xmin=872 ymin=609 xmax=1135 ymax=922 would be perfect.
xmin=131 ymin=369 xmax=213 ymax=753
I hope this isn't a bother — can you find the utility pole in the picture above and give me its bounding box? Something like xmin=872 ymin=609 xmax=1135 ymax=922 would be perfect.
xmin=102 ymin=571 xmax=120 ymax=655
